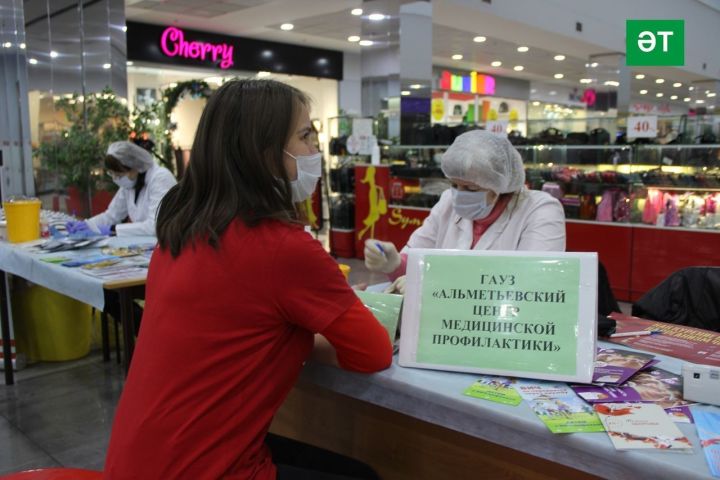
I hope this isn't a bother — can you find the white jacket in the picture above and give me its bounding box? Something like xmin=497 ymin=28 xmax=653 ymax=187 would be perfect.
xmin=88 ymin=164 xmax=177 ymax=237
xmin=403 ymin=188 xmax=566 ymax=252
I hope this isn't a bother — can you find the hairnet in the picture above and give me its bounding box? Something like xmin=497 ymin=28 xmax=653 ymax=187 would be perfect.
xmin=440 ymin=130 xmax=525 ymax=194
xmin=107 ymin=141 xmax=154 ymax=172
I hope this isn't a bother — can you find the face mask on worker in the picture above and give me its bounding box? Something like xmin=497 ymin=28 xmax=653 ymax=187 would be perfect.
xmin=112 ymin=175 xmax=136 ymax=190
xmin=285 ymin=150 xmax=321 ymax=202
xmin=452 ymin=188 xmax=495 ymax=220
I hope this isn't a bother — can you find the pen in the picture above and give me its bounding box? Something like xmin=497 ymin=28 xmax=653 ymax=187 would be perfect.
xmin=609 ymin=330 xmax=662 ymax=338
xmin=375 ymin=242 xmax=386 ymax=257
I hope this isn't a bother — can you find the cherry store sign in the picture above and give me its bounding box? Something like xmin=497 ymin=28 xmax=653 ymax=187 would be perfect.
xmin=160 ymin=26 xmax=234 ymax=69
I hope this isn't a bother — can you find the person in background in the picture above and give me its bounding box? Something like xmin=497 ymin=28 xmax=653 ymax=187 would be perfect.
xmin=365 ymin=129 xmax=566 ymax=293
xmin=69 ymin=141 xmax=176 ymax=237
xmin=104 ymin=79 xmax=393 ymax=480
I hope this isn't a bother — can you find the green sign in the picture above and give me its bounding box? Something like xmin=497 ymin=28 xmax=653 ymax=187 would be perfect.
xmin=626 ymin=20 xmax=684 ymax=66
xmin=410 ymin=255 xmax=583 ymax=377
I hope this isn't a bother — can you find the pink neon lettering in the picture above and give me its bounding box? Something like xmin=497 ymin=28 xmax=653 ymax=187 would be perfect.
xmin=160 ymin=26 xmax=234 ymax=69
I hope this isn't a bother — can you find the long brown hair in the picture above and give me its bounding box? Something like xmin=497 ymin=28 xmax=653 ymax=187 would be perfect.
xmin=157 ymin=79 xmax=309 ymax=257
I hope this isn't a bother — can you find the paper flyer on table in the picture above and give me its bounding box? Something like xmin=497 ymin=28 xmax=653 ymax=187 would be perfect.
xmin=515 ymin=380 xmax=605 ymax=434
xmin=594 ymin=403 xmax=692 ymax=451
xmin=691 ymin=407 xmax=720 ymax=477
xmin=464 ymin=376 xmax=522 ymax=406
xmin=592 ymin=347 xmax=656 ymax=385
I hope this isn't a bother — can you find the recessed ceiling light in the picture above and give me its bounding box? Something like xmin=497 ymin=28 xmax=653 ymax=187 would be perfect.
xmin=409 ymin=84 xmax=423 ymax=89
xmin=19 ymin=43 xmax=26 ymax=49
xmin=473 ymin=36 xmax=486 ymax=43
xmin=579 ymin=78 xmax=592 ymax=84
xmin=670 ymin=95 xmax=678 ymax=100
xmin=126 ymin=61 xmax=133 ymax=66
xmin=604 ymin=81 xmax=619 ymax=87
xmin=656 ymin=92 xmax=663 ymax=97
xmin=368 ymin=13 xmax=385 ymax=21
xmin=655 ymin=78 xmax=665 ymax=84
xmin=121 ymin=26 xmax=127 ymax=32
xmin=708 ymin=92 xmax=717 ymax=97
xmin=532 ymin=101 xmax=540 ymax=106
xmin=280 ymin=23 xmax=294 ymax=31
xmin=351 ymin=8 xmax=363 ymax=16
xmin=358 ymin=40 xmax=373 ymax=46
xmin=639 ymin=89 xmax=648 ymax=94
xmin=531 ymin=88 xmax=537 ymax=93
xmin=347 ymin=35 xmax=360 ymax=42
xmin=549 ymin=91 xmax=557 ymax=95
xmin=554 ymin=54 xmax=565 ymax=61
xmin=590 ymin=62 xmax=598 ymax=68
xmin=689 ymin=86 xmax=695 ymax=91
xmin=673 ymin=82 xmax=682 ymax=87
xmin=635 ymin=74 xmax=645 ymax=79
xmin=517 ymin=46 xmax=529 ymax=52
xmin=401 ymin=90 xmax=410 ymax=96
xmin=28 ymin=58 xmax=38 ymax=65
xmin=102 ymin=63 xmax=111 ymax=69
xmin=257 ymin=71 xmax=271 ymax=78
xmin=696 ymin=99 xmax=705 ymax=104
xmin=2 ymin=42 xmax=11 ymax=48
xmin=490 ymin=60 xmax=502 ymax=67
xmin=513 ymin=65 xmax=524 ymax=71
xmin=684 ymin=97 xmax=691 ymax=102
xmin=554 ymin=73 xmax=564 ymax=79
xmin=50 ymin=51 xmax=58 ymax=58
xmin=451 ymin=54 xmax=463 ymax=60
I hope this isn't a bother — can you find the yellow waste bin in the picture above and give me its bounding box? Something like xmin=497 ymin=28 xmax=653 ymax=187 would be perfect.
xmin=12 ymin=285 xmax=93 ymax=362
xmin=3 ymin=198 xmax=41 ymax=243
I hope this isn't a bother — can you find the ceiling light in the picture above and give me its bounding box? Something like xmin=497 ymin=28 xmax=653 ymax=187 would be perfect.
xmin=409 ymin=84 xmax=423 ymax=89
xmin=554 ymin=73 xmax=564 ymax=79
xmin=451 ymin=54 xmax=463 ymax=60
xmin=513 ymin=65 xmax=524 ymax=71
xmin=351 ymin=8 xmax=363 ymax=16
xmin=102 ymin=63 xmax=111 ymax=69
xmin=2 ymin=42 xmax=11 ymax=48
xmin=673 ymin=82 xmax=682 ymax=87
xmin=19 ymin=43 xmax=26 ymax=49
xmin=532 ymin=101 xmax=540 ymax=106
xmin=28 ymin=58 xmax=38 ymax=65
xmin=708 ymin=92 xmax=717 ymax=98
xmin=655 ymin=78 xmax=664 ymax=84
xmin=401 ymin=90 xmax=410 ymax=96
xmin=257 ymin=71 xmax=271 ymax=78
xmin=126 ymin=61 xmax=133 ymax=66
xmin=656 ymin=92 xmax=663 ymax=97
xmin=347 ymin=35 xmax=360 ymax=42
xmin=473 ymin=36 xmax=486 ymax=43
xmin=50 ymin=51 xmax=58 ymax=58
xmin=670 ymin=95 xmax=678 ymax=100
xmin=696 ymin=99 xmax=705 ymax=104
xmin=689 ymin=86 xmax=695 ymax=91
xmin=358 ymin=40 xmax=373 ymax=46
xmin=121 ymin=26 xmax=127 ymax=32
xmin=554 ymin=54 xmax=565 ymax=61
xmin=639 ymin=89 xmax=648 ymax=95
xmin=604 ymin=81 xmax=619 ymax=87
xmin=549 ymin=91 xmax=557 ymax=95
xmin=635 ymin=74 xmax=645 ymax=79
xmin=280 ymin=23 xmax=294 ymax=31
xmin=684 ymin=97 xmax=691 ymax=102
xmin=368 ymin=13 xmax=385 ymax=21
xmin=580 ymin=78 xmax=592 ymax=84
xmin=517 ymin=46 xmax=529 ymax=52
xmin=490 ymin=60 xmax=502 ymax=67
xmin=590 ymin=62 xmax=598 ymax=68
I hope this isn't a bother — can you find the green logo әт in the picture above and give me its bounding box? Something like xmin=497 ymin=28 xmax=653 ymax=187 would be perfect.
xmin=626 ymin=20 xmax=684 ymax=66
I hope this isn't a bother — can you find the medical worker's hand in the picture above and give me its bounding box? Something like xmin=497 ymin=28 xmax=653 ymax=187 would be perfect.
xmin=97 ymin=224 xmax=112 ymax=236
xmin=364 ymin=239 xmax=401 ymax=274
xmin=65 ymin=220 xmax=91 ymax=234
xmin=383 ymin=275 xmax=406 ymax=295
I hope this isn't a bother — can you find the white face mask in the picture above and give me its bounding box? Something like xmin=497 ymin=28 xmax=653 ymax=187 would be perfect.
xmin=113 ymin=175 xmax=137 ymax=190
xmin=285 ymin=150 xmax=321 ymax=202
xmin=452 ymin=188 xmax=495 ymax=220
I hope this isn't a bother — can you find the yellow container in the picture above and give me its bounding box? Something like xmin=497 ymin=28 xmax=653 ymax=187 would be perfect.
xmin=338 ymin=263 xmax=351 ymax=281
xmin=12 ymin=285 xmax=92 ymax=362
xmin=3 ymin=199 xmax=41 ymax=243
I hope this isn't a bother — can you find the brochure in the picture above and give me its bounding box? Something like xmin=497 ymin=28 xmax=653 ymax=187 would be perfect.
xmin=608 ymin=313 xmax=720 ymax=367
xmin=515 ymin=380 xmax=605 ymax=434
xmin=691 ymin=407 xmax=720 ymax=477
xmin=594 ymin=403 xmax=692 ymax=450
xmin=592 ymin=347 xmax=656 ymax=385
xmin=464 ymin=376 xmax=522 ymax=406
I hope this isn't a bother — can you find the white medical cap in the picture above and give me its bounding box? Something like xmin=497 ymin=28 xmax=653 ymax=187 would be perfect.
xmin=107 ymin=141 xmax=154 ymax=172
xmin=440 ymin=130 xmax=525 ymax=194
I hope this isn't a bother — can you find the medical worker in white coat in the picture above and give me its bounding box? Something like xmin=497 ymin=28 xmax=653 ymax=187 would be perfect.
xmin=86 ymin=141 xmax=177 ymax=237
xmin=364 ymin=129 xmax=566 ymax=293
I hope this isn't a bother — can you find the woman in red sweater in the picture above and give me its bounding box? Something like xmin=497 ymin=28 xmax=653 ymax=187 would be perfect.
xmin=103 ymin=79 xmax=393 ymax=479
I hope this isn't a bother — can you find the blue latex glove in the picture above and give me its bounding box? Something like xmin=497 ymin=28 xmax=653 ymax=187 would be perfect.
xmin=65 ymin=220 xmax=91 ymax=234
xmin=97 ymin=224 xmax=112 ymax=236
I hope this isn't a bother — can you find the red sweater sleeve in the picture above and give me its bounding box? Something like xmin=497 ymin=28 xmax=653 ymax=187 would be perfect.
xmin=320 ymin=297 xmax=394 ymax=373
